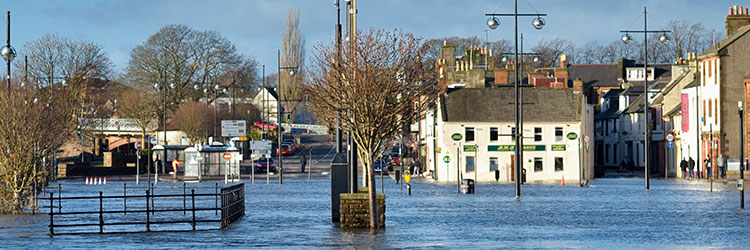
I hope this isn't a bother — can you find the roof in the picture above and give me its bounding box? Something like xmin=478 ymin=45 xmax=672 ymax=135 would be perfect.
xmin=441 ymin=88 xmax=581 ymax=123
xmin=701 ymin=25 xmax=750 ymax=57
xmin=263 ymin=87 xmax=278 ymax=99
xmin=568 ymin=64 xmax=620 ymax=88
xmin=623 ymin=94 xmax=645 ymax=114
xmin=603 ymin=89 xmax=624 ymax=98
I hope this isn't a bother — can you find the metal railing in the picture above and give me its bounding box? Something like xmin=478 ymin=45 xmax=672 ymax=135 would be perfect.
xmin=47 ymin=183 xmax=244 ymax=235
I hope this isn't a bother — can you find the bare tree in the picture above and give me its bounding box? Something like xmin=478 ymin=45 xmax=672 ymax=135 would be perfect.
xmin=532 ymin=38 xmax=576 ymax=67
xmin=667 ymin=20 xmax=712 ymax=60
xmin=306 ymin=29 xmax=436 ymax=229
xmin=0 ymin=87 xmax=77 ymax=213
xmin=118 ymin=88 xmax=159 ymax=144
xmin=280 ymin=9 xmax=306 ymax=123
xmin=173 ymin=101 xmax=212 ymax=144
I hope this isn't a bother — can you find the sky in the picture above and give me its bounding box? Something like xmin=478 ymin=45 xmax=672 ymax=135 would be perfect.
xmin=1 ymin=0 xmax=745 ymax=77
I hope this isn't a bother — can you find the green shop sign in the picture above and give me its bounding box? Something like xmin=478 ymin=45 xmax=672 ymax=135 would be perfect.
xmin=463 ymin=145 xmax=478 ymax=152
xmin=451 ymin=133 xmax=463 ymax=141
xmin=443 ymin=155 xmax=451 ymax=163
xmin=551 ymin=145 xmax=566 ymax=151
xmin=488 ymin=145 xmax=546 ymax=151
xmin=567 ymin=132 xmax=578 ymax=140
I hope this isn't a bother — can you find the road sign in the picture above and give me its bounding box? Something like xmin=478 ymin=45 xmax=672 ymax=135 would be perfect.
xmin=221 ymin=120 xmax=247 ymax=137
xmin=150 ymin=137 xmax=157 ymax=144
xmin=443 ymin=155 xmax=451 ymax=163
xmin=668 ymin=141 xmax=674 ymax=148
xmin=404 ymin=170 xmax=411 ymax=183
xmin=666 ymin=133 xmax=674 ymax=142
xmin=250 ymin=140 xmax=272 ymax=150
xmin=223 ymin=152 xmax=232 ymax=160
xmin=134 ymin=141 xmax=143 ymax=150
xmin=584 ymin=135 xmax=590 ymax=143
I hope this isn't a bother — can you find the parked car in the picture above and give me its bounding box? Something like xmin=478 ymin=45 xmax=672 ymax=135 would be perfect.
xmin=253 ymin=121 xmax=278 ymax=130
xmin=255 ymin=157 xmax=276 ymax=173
xmin=373 ymin=155 xmax=391 ymax=173
xmin=279 ymin=144 xmax=293 ymax=155
xmin=282 ymin=139 xmax=297 ymax=151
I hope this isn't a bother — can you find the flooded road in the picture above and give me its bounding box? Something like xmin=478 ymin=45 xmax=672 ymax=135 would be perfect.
xmin=2 ymin=177 xmax=749 ymax=249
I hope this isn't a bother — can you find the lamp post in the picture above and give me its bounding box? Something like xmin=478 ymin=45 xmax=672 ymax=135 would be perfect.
xmin=155 ymin=82 xmax=175 ymax=178
xmin=486 ymin=0 xmax=547 ymax=198
xmin=619 ymin=6 xmax=671 ymax=190
xmin=277 ymin=49 xmax=298 ymax=185
xmin=739 ymin=101 xmax=745 ymax=209
xmin=1 ymin=11 xmax=15 ymax=98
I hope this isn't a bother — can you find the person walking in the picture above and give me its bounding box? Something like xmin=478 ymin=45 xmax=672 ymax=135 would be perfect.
xmin=680 ymin=158 xmax=688 ymax=179
xmin=688 ymin=157 xmax=695 ymax=179
xmin=300 ymin=155 xmax=307 ymax=173
xmin=716 ymin=154 xmax=725 ymax=179
xmin=703 ymin=156 xmax=711 ymax=179
xmin=628 ymin=158 xmax=634 ymax=174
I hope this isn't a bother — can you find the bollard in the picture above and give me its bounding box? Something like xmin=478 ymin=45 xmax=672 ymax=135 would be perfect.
xmin=145 ymin=190 xmax=150 ymax=232
xmin=191 ymin=189 xmax=196 ymax=231
xmin=99 ymin=191 xmax=104 ymax=234
xmin=123 ymin=183 xmax=127 ymax=215
xmin=49 ymin=192 xmax=54 ymax=236
xmin=57 ymin=184 xmax=61 ymax=214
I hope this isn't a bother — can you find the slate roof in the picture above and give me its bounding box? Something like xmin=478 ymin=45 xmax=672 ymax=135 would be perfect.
xmin=568 ymin=64 xmax=620 ymax=88
xmin=264 ymin=87 xmax=279 ymax=99
xmin=701 ymin=25 xmax=750 ymax=57
xmin=623 ymin=94 xmax=645 ymax=114
xmin=441 ymin=88 xmax=581 ymax=123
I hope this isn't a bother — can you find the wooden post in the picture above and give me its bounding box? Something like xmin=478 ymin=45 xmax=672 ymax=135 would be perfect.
xmin=215 ymin=183 xmax=218 ymax=216
xmin=123 ymin=183 xmax=127 ymax=215
xmin=183 ymin=183 xmax=186 ymax=215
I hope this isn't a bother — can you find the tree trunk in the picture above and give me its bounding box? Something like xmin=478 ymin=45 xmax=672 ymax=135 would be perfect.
xmin=360 ymin=149 xmax=379 ymax=229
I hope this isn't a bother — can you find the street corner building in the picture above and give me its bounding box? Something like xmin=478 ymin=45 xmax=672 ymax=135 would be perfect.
xmin=432 ymin=88 xmax=595 ymax=183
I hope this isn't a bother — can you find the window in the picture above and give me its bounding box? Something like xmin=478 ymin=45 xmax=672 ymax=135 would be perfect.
xmin=715 ymin=99 xmax=718 ymax=124
xmin=708 ymin=100 xmax=712 ymax=120
xmin=511 ymin=127 xmax=516 ymax=141
xmin=555 ymin=127 xmax=563 ymax=141
xmin=708 ymin=60 xmax=712 ymax=78
xmin=703 ymin=100 xmax=706 ymax=125
xmin=490 ymin=127 xmax=498 ymax=141
xmin=605 ymin=121 xmax=609 ymax=136
xmin=465 ymin=127 xmax=475 ymax=142
xmin=555 ymin=157 xmax=564 ymax=171
xmin=466 ymin=156 xmax=475 ymax=172
xmin=534 ymin=157 xmax=543 ymax=172
xmin=489 ymin=157 xmax=499 ymax=171
xmin=534 ymin=127 xmax=542 ymax=142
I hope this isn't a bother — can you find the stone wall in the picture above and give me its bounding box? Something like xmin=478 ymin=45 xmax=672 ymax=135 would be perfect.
xmin=339 ymin=192 xmax=385 ymax=229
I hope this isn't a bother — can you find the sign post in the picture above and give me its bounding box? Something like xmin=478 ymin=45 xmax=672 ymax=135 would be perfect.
xmin=223 ymin=152 xmax=232 ymax=184
xmin=404 ymin=170 xmax=411 ymax=195
xmin=135 ymin=141 xmax=142 ymax=185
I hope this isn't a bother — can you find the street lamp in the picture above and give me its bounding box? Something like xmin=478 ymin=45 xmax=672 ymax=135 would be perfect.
xmin=619 ymin=6 xmax=671 ymax=190
xmin=485 ymin=0 xmax=547 ymax=198
xmin=155 ymin=81 xmax=175 ymax=180
xmin=2 ymin=11 xmax=15 ymax=97
xmin=277 ymin=49 xmax=298 ymax=185
xmin=739 ymin=101 xmax=745 ymax=209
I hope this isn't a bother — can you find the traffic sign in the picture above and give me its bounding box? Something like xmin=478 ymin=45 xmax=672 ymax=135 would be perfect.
xmin=221 ymin=120 xmax=247 ymax=137
xmin=666 ymin=133 xmax=674 ymax=142
xmin=150 ymin=137 xmax=157 ymax=144
xmin=250 ymin=140 xmax=272 ymax=150
xmin=134 ymin=141 xmax=143 ymax=150
xmin=584 ymin=135 xmax=590 ymax=143
xmin=404 ymin=170 xmax=411 ymax=183
xmin=223 ymin=152 xmax=232 ymax=160
xmin=668 ymin=141 xmax=674 ymax=148
xmin=443 ymin=155 xmax=451 ymax=163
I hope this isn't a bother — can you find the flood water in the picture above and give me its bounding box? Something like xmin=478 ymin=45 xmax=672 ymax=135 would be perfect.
xmin=1 ymin=177 xmax=750 ymax=249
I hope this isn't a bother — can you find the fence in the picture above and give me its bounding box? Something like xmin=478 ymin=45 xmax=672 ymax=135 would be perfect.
xmin=47 ymin=183 xmax=244 ymax=235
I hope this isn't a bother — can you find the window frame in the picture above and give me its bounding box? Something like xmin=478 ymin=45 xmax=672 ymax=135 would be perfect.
xmin=534 ymin=157 xmax=543 ymax=172
xmin=465 ymin=156 xmax=475 ymax=172
xmin=465 ymin=127 xmax=475 ymax=142
xmin=490 ymin=127 xmax=498 ymax=142
xmin=554 ymin=157 xmax=564 ymax=172
xmin=534 ymin=127 xmax=542 ymax=142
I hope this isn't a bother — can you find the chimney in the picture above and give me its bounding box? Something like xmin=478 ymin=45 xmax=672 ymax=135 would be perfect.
xmin=559 ymin=53 xmax=568 ymax=68
xmin=726 ymin=5 xmax=750 ymax=36
xmin=573 ymin=79 xmax=583 ymax=91
xmin=441 ymin=42 xmax=456 ymax=67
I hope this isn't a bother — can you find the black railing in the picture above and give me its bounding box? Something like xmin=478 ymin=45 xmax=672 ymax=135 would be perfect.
xmin=48 ymin=183 xmax=244 ymax=235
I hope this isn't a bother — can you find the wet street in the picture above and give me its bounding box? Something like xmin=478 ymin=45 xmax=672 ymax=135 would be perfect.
xmin=2 ymin=177 xmax=750 ymax=249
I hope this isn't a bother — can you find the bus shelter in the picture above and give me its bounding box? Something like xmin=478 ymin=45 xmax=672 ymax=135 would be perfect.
xmin=184 ymin=145 xmax=241 ymax=182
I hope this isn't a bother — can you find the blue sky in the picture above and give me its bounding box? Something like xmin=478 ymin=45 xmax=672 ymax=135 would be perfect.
xmin=1 ymin=0 xmax=744 ymax=76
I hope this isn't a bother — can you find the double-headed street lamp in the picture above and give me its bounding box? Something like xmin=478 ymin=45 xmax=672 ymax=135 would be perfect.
xmin=2 ymin=11 xmax=15 ymax=97
xmin=619 ymin=6 xmax=670 ymax=190
xmin=277 ymin=49 xmax=298 ymax=185
xmin=154 ymin=81 xmax=176 ymax=181
xmin=486 ymin=0 xmax=547 ymax=198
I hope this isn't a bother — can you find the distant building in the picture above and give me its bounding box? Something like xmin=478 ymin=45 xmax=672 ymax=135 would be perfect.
xmin=251 ymin=87 xmax=279 ymax=124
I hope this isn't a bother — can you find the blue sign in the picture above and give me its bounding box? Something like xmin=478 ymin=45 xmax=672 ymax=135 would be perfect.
xmin=668 ymin=141 xmax=674 ymax=148
xmin=150 ymin=136 xmax=157 ymax=144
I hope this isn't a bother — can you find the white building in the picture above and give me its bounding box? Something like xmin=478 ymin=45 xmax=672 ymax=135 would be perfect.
xmin=433 ymin=88 xmax=594 ymax=183
xmin=251 ymin=87 xmax=279 ymax=124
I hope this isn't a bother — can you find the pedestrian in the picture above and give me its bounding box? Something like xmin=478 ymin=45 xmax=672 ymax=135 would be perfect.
xmin=300 ymin=155 xmax=307 ymax=173
xmin=172 ymin=158 xmax=182 ymax=179
xmin=628 ymin=158 xmax=634 ymax=174
xmin=688 ymin=157 xmax=695 ymax=179
xmin=680 ymin=158 xmax=688 ymax=179
xmin=717 ymin=154 xmax=725 ymax=179
xmin=704 ymin=156 xmax=711 ymax=179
